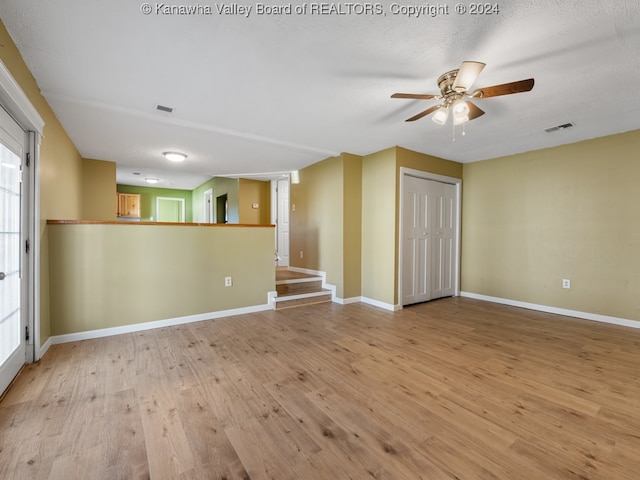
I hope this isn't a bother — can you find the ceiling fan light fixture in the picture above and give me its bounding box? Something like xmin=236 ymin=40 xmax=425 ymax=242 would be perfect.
xmin=163 ymin=151 xmax=187 ymax=162
xmin=432 ymin=107 xmax=449 ymax=125
xmin=453 ymin=114 xmax=469 ymax=126
xmin=452 ymin=99 xmax=469 ymax=116
xmin=451 ymin=99 xmax=470 ymax=126
xmin=391 ymin=61 xmax=534 ymax=135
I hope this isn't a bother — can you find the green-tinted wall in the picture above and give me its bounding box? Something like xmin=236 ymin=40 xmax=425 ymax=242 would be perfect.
xmin=117 ymin=184 xmax=193 ymax=222
xmin=192 ymin=177 xmax=240 ymax=224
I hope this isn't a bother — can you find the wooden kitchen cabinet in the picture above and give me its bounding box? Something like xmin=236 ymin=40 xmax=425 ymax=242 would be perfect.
xmin=116 ymin=193 xmax=141 ymax=218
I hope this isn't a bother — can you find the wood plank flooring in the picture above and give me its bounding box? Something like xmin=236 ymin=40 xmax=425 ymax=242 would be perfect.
xmin=2 ymin=297 xmax=640 ymax=479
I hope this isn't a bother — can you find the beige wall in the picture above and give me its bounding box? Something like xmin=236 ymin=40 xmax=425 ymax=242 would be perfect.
xmin=48 ymin=224 xmax=275 ymax=335
xmin=292 ymin=146 xmax=460 ymax=305
xmin=83 ymin=158 xmax=117 ymax=220
xmin=239 ymin=178 xmax=271 ymax=224
xmin=291 ymin=155 xmax=346 ymax=296
xmin=291 ymin=153 xmax=363 ymax=299
xmin=1 ymin=20 xmax=84 ymax=345
xmin=343 ymin=153 xmax=362 ymax=299
xmin=361 ymin=148 xmax=397 ymax=305
xmin=360 ymin=146 xmax=463 ymax=306
xmin=396 ymin=146 xmax=463 ymax=179
xmin=462 ymin=129 xmax=640 ymax=321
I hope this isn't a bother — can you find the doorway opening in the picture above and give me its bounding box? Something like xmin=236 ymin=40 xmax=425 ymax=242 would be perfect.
xmin=216 ymin=194 xmax=228 ymax=224
xmin=0 ymin=61 xmax=45 ymax=385
xmin=156 ymin=197 xmax=185 ymax=222
xmin=273 ymin=178 xmax=290 ymax=266
xmin=0 ymin=106 xmax=28 ymax=396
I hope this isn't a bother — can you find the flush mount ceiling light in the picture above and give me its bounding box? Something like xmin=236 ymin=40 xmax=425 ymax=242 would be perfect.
xmin=145 ymin=177 xmax=160 ymax=184
xmin=163 ymin=151 xmax=187 ymax=162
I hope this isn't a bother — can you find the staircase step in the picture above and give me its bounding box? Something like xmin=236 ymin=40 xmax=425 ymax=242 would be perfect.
xmin=276 ymin=279 xmax=323 ymax=296
xmin=274 ymin=269 xmax=332 ymax=310
xmin=274 ymin=289 xmax=333 ymax=310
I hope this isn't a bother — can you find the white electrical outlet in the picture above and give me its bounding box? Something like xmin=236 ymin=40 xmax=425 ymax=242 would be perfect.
xmin=562 ymin=279 xmax=570 ymax=289
xmin=225 ymin=276 xmax=233 ymax=287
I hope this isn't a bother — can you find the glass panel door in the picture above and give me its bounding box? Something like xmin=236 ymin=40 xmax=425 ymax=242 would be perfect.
xmin=0 ymin=106 xmax=26 ymax=396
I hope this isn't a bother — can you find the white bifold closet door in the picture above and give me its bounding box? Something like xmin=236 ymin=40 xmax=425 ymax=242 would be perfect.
xmin=402 ymin=175 xmax=457 ymax=306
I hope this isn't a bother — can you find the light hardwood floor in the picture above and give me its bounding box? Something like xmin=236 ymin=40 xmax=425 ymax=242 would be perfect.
xmin=2 ymin=297 xmax=640 ymax=479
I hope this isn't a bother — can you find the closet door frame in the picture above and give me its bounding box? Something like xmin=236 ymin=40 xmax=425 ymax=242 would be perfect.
xmin=398 ymin=167 xmax=461 ymax=307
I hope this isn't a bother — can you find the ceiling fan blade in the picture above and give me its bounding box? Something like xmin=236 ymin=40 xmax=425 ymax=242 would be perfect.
xmin=391 ymin=93 xmax=438 ymax=100
xmin=405 ymin=105 xmax=441 ymax=122
xmin=472 ymin=78 xmax=535 ymax=98
xmin=452 ymin=61 xmax=486 ymax=91
xmin=466 ymin=101 xmax=485 ymax=121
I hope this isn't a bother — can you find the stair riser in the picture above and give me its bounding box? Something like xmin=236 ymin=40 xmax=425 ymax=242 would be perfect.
xmin=274 ymin=294 xmax=332 ymax=310
xmin=276 ymin=280 xmax=323 ymax=296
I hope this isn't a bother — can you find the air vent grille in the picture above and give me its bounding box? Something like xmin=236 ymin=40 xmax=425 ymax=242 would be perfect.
xmin=545 ymin=122 xmax=575 ymax=133
xmin=156 ymin=104 xmax=175 ymax=114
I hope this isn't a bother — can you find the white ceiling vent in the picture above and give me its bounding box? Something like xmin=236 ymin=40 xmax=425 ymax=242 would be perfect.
xmin=545 ymin=122 xmax=575 ymax=133
xmin=155 ymin=104 xmax=175 ymax=115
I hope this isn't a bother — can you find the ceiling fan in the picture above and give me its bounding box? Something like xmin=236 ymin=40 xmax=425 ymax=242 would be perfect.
xmin=391 ymin=61 xmax=534 ymax=126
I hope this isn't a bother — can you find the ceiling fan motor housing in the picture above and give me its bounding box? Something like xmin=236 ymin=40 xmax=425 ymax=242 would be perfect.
xmin=438 ymin=70 xmax=461 ymax=96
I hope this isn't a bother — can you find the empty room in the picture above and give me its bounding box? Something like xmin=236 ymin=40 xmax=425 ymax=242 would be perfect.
xmin=1 ymin=1 xmax=640 ymax=479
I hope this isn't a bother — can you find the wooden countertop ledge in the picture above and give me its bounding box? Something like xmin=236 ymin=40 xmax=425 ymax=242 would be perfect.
xmin=47 ymin=220 xmax=275 ymax=228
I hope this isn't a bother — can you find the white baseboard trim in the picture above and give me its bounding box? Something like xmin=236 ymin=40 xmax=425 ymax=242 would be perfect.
xmin=460 ymin=291 xmax=640 ymax=329
xmin=361 ymin=297 xmax=401 ymax=312
xmin=37 ymin=337 xmax=53 ymax=359
xmin=48 ymin=297 xmax=275 ymax=346
xmin=334 ymin=296 xmax=362 ymax=305
xmin=268 ymin=290 xmax=277 ymax=310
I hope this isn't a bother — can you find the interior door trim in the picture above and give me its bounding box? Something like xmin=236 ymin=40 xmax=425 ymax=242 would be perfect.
xmin=0 ymin=60 xmax=44 ymax=362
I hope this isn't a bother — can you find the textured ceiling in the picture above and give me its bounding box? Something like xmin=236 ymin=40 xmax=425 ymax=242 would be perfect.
xmin=2 ymin=1 xmax=639 ymax=189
